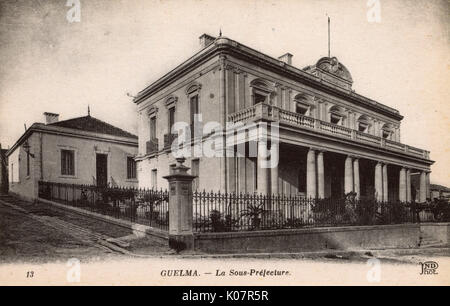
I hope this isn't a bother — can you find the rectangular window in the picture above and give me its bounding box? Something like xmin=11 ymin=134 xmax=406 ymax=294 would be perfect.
xmin=296 ymin=103 xmax=309 ymax=115
xmin=168 ymin=107 xmax=175 ymax=133
xmin=61 ymin=150 xmax=75 ymax=176
xmin=191 ymin=159 xmax=199 ymax=190
xmin=190 ymin=95 xmax=199 ymax=139
xmin=254 ymin=93 xmax=266 ymax=105
xmin=358 ymin=122 xmax=368 ymax=133
xmin=330 ymin=114 xmax=342 ymax=125
xmin=382 ymin=130 xmax=390 ymax=139
xmin=127 ymin=157 xmax=137 ymax=179
xmin=150 ymin=116 xmax=157 ymax=140
xmin=151 ymin=169 xmax=157 ymax=189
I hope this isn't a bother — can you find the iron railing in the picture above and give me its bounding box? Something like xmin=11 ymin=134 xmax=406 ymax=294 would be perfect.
xmin=193 ymin=191 xmax=428 ymax=232
xmin=38 ymin=181 xmax=169 ymax=231
xmin=227 ymin=103 xmax=430 ymax=159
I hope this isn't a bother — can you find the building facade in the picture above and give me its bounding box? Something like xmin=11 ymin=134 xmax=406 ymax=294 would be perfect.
xmin=0 ymin=145 xmax=8 ymax=194
xmin=134 ymin=34 xmax=433 ymax=202
xmin=7 ymin=112 xmax=138 ymax=201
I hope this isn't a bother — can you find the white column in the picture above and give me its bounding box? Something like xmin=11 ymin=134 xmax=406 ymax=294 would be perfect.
xmin=406 ymin=168 xmax=411 ymax=202
xmin=426 ymin=172 xmax=430 ymax=200
xmin=375 ymin=162 xmax=383 ymax=202
xmin=270 ymin=142 xmax=279 ymax=195
xmin=344 ymin=156 xmax=353 ymax=194
xmin=317 ymin=151 xmax=325 ymax=199
xmin=419 ymin=171 xmax=427 ymax=202
xmin=353 ymin=158 xmax=360 ymax=199
xmin=257 ymin=140 xmax=269 ymax=195
xmin=399 ymin=167 xmax=407 ymax=202
xmin=382 ymin=163 xmax=388 ymax=202
xmin=306 ymin=148 xmax=316 ymax=198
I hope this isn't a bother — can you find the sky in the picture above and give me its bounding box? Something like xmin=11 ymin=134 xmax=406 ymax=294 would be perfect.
xmin=0 ymin=0 xmax=448 ymax=185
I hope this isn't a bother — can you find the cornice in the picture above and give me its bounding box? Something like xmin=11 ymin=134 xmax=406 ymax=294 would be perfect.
xmin=133 ymin=37 xmax=403 ymax=121
xmin=7 ymin=123 xmax=137 ymax=157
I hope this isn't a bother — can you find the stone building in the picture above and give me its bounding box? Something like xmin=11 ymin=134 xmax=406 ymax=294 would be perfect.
xmin=6 ymin=112 xmax=138 ymax=201
xmin=133 ymin=34 xmax=433 ymax=202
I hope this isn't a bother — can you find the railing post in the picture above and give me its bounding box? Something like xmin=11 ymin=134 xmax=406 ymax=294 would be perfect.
xmin=163 ymin=157 xmax=196 ymax=252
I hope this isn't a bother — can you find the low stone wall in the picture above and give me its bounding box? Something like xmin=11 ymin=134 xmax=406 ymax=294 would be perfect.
xmin=194 ymin=224 xmax=422 ymax=253
xmin=420 ymin=223 xmax=450 ymax=245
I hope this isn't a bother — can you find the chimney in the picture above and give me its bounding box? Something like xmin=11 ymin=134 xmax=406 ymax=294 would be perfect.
xmin=278 ymin=53 xmax=293 ymax=65
xmin=43 ymin=112 xmax=59 ymax=124
xmin=199 ymin=33 xmax=216 ymax=49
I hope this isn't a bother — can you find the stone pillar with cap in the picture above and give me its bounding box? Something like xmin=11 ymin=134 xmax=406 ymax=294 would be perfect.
xmin=163 ymin=157 xmax=196 ymax=252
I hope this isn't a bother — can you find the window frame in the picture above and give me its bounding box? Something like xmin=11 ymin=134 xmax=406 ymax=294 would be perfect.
xmin=151 ymin=169 xmax=157 ymax=189
xmin=168 ymin=106 xmax=176 ymax=134
xmin=358 ymin=122 xmax=369 ymax=133
xmin=382 ymin=130 xmax=391 ymax=139
xmin=149 ymin=116 xmax=157 ymax=141
xmin=60 ymin=149 xmax=75 ymax=177
xmin=330 ymin=113 xmax=343 ymax=125
xmin=126 ymin=156 xmax=137 ymax=180
xmin=295 ymin=102 xmax=310 ymax=116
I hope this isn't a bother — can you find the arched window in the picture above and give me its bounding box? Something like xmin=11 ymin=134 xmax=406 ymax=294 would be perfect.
xmin=381 ymin=123 xmax=393 ymax=139
xmin=250 ymin=79 xmax=272 ymax=105
xmin=294 ymin=93 xmax=314 ymax=116
xmin=185 ymin=82 xmax=202 ymax=139
xmin=164 ymin=95 xmax=177 ymax=135
xmin=357 ymin=115 xmax=370 ymax=133
xmin=329 ymin=105 xmax=345 ymax=125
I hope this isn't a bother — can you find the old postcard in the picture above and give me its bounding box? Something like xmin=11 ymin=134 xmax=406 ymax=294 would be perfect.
xmin=0 ymin=0 xmax=449 ymax=290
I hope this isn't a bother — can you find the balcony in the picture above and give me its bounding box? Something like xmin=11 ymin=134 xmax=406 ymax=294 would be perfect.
xmin=164 ymin=133 xmax=178 ymax=150
xmin=228 ymin=103 xmax=430 ymax=160
xmin=146 ymin=138 xmax=159 ymax=155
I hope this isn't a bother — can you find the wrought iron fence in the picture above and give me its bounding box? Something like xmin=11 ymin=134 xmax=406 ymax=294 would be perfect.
xmin=38 ymin=181 xmax=169 ymax=231
xmin=193 ymin=191 xmax=426 ymax=232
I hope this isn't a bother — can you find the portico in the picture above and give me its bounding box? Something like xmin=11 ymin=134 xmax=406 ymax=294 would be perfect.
xmin=225 ymin=112 xmax=432 ymax=203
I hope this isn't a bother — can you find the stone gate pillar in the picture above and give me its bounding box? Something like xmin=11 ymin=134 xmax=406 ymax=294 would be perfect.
xmin=163 ymin=157 xmax=196 ymax=252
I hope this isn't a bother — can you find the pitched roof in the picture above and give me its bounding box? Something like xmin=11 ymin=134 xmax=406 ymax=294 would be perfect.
xmin=49 ymin=115 xmax=137 ymax=139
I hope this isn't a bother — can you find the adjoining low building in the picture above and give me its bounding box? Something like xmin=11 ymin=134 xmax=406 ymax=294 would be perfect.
xmin=430 ymin=184 xmax=450 ymax=200
xmin=7 ymin=112 xmax=138 ymax=201
xmin=133 ymin=34 xmax=433 ymax=203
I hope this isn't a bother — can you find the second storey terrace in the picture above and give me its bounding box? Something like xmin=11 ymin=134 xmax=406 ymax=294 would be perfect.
xmin=133 ymin=34 xmax=431 ymax=164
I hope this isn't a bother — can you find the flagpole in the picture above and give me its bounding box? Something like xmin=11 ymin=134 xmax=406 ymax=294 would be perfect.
xmin=328 ymin=16 xmax=330 ymax=58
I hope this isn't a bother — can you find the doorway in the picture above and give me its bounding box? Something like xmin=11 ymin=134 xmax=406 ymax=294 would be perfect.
xmin=96 ymin=153 xmax=108 ymax=187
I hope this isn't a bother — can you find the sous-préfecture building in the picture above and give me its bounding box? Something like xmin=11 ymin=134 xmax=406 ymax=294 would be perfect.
xmin=133 ymin=34 xmax=433 ymax=203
